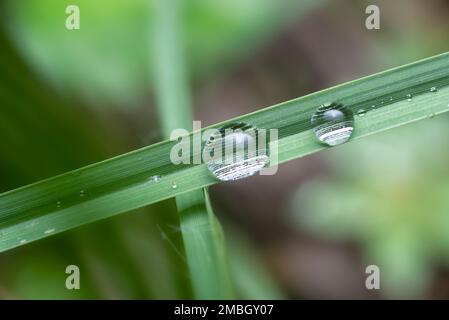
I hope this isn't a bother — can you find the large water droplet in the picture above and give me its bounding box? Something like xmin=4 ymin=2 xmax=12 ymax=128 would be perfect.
xmin=311 ymin=102 xmax=354 ymax=146
xmin=430 ymin=86 xmax=438 ymax=93
xmin=203 ymin=123 xmax=269 ymax=181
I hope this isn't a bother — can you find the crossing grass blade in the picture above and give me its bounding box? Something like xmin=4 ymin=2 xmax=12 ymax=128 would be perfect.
xmin=152 ymin=0 xmax=233 ymax=299
xmin=1 ymin=52 xmax=449 ymax=252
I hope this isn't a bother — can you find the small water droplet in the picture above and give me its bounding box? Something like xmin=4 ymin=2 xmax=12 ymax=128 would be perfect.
xmin=428 ymin=113 xmax=435 ymax=119
xmin=389 ymin=96 xmax=393 ymax=101
xmin=430 ymin=86 xmax=438 ymax=92
xmin=44 ymin=228 xmax=55 ymax=234
xmin=356 ymin=109 xmax=366 ymax=117
xmin=20 ymin=239 xmax=27 ymax=244
xmin=203 ymin=123 xmax=269 ymax=181
xmin=171 ymin=182 xmax=177 ymax=189
xmin=56 ymin=201 xmax=62 ymax=208
xmin=149 ymin=175 xmax=161 ymax=183
xmin=406 ymin=94 xmax=413 ymax=101
xmin=79 ymin=190 xmax=85 ymax=197
xmin=311 ymin=102 xmax=354 ymax=146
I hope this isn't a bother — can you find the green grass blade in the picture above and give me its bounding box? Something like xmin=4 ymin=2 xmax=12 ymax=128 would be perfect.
xmin=1 ymin=52 xmax=449 ymax=252
xmin=152 ymin=0 xmax=232 ymax=299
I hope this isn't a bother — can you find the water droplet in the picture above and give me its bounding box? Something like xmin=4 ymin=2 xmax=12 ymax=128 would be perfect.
xmin=311 ymin=102 xmax=354 ymax=146
xmin=56 ymin=201 xmax=62 ymax=208
xmin=44 ymin=228 xmax=55 ymax=234
xmin=20 ymin=239 xmax=27 ymax=244
xmin=203 ymin=122 xmax=269 ymax=181
xmin=148 ymin=175 xmax=161 ymax=183
xmin=79 ymin=190 xmax=85 ymax=197
xmin=171 ymin=182 xmax=177 ymax=189
xmin=430 ymin=86 xmax=438 ymax=93
xmin=428 ymin=113 xmax=435 ymax=119
xmin=406 ymin=94 xmax=413 ymax=102
xmin=356 ymin=109 xmax=366 ymax=117
xmin=389 ymin=96 xmax=393 ymax=101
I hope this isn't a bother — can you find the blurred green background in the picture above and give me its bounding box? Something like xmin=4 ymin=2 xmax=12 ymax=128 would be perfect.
xmin=1 ymin=0 xmax=449 ymax=299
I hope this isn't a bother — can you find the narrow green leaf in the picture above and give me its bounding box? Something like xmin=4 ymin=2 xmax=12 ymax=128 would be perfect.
xmin=152 ymin=0 xmax=232 ymax=299
xmin=1 ymin=52 xmax=449 ymax=252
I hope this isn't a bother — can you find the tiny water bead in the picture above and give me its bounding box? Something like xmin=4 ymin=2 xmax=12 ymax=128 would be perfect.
xmin=44 ymin=228 xmax=55 ymax=234
xmin=430 ymin=86 xmax=438 ymax=93
xmin=356 ymin=109 xmax=366 ymax=117
xmin=406 ymin=94 xmax=413 ymax=101
xmin=171 ymin=182 xmax=177 ymax=189
xmin=148 ymin=175 xmax=161 ymax=183
xmin=203 ymin=122 xmax=269 ymax=181
xmin=56 ymin=201 xmax=62 ymax=208
xmin=311 ymin=102 xmax=354 ymax=146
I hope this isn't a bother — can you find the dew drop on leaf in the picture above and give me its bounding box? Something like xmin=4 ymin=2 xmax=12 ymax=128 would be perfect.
xmin=203 ymin=123 xmax=269 ymax=181
xmin=406 ymin=94 xmax=413 ymax=101
xmin=356 ymin=109 xmax=366 ymax=117
xmin=430 ymin=86 xmax=438 ymax=92
xmin=311 ymin=102 xmax=354 ymax=146
xmin=148 ymin=175 xmax=161 ymax=183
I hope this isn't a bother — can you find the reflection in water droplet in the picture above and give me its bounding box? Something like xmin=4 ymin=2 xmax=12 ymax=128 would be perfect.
xmin=171 ymin=183 xmax=177 ymax=189
xmin=356 ymin=109 xmax=366 ymax=117
xmin=406 ymin=94 xmax=413 ymax=102
xmin=79 ymin=190 xmax=85 ymax=197
xmin=311 ymin=103 xmax=354 ymax=146
xmin=203 ymin=122 xmax=269 ymax=181
xmin=44 ymin=228 xmax=55 ymax=234
xmin=149 ymin=175 xmax=161 ymax=183
xmin=430 ymin=86 xmax=438 ymax=92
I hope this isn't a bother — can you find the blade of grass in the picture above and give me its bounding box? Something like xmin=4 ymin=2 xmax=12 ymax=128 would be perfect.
xmin=1 ymin=52 xmax=449 ymax=252
xmin=152 ymin=0 xmax=232 ymax=299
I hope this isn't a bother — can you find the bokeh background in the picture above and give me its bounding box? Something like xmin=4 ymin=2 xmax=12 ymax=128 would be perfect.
xmin=1 ymin=0 xmax=449 ymax=299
